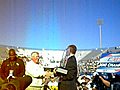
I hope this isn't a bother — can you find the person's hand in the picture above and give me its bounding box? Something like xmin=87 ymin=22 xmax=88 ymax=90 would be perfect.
xmin=12 ymin=76 xmax=15 ymax=78
xmin=99 ymin=76 xmax=103 ymax=80
xmin=37 ymin=75 xmax=44 ymax=79
xmin=7 ymin=75 xmax=15 ymax=79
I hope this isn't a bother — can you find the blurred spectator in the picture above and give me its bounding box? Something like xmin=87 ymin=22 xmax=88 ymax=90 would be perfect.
xmin=48 ymin=75 xmax=58 ymax=90
xmin=99 ymin=72 xmax=120 ymax=90
xmin=42 ymin=70 xmax=52 ymax=90
xmin=22 ymin=56 xmax=30 ymax=64
xmin=77 ymin=75 xmax=92 ymax=90
xmin=0 ymin=49 xmax=32 ymax=90
xmin=91 ymin=72 xmax=105 ymax=90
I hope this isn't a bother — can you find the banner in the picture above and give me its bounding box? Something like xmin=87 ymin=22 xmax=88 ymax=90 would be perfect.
xmin=96 ymin=52 xmax=120 ymax=73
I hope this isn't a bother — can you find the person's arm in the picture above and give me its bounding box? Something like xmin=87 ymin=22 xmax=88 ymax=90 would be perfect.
xmin=99 ymin=76 xmax=110 ymax=87
xmin=17 ymin=59 xmax=25 ymax=77
xmin=0 ymin=61 xmax=6 ymax=79
xmin=1 ymin=60 xmax=7 ymax=80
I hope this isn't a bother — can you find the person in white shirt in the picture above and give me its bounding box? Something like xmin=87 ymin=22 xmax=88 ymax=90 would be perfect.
xmin=26 ymin=52 xmax=44 ymax=86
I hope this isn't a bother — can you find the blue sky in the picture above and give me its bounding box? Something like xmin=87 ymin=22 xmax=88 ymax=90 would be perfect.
xmin=0 ymin=0 xmax=120 ymax=49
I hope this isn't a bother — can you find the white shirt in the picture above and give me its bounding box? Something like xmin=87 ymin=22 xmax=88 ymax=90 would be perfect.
xmin=48 ymin=81 xmax=58 ymax=86
xmin=26 ymin=60 xmax=44 ymax=77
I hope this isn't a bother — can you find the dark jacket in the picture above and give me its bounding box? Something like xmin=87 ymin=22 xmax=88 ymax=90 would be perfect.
xmin=1 ymin=57 xmax=25 ymax=80
xmin=58 ymin=56 xmax=77 ymax=90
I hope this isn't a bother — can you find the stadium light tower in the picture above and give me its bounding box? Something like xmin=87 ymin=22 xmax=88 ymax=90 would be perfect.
xmin=97 ymin=19 xmax=103 ymax=48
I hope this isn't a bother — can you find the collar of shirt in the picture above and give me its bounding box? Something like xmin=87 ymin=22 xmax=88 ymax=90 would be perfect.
xmin=67 ymin=54 xmax=75 ymax=59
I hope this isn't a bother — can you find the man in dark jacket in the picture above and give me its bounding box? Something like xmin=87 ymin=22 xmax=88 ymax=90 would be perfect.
xmin=0 ymin=49 xmax=32 ymax=90
xmin=54 ymin=45 xmax=77 ymax=90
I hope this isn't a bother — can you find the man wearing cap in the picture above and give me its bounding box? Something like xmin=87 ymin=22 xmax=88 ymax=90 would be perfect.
xmin=0 ymin=49 xmax=32 ymax=90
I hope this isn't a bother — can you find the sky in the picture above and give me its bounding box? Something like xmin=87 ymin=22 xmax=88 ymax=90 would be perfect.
xmin=0 ymin=0 xmax=120 ymax=50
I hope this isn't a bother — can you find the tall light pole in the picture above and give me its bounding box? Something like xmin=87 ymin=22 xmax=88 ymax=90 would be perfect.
xmin=97 ymin=19 xmax=103 ymax=48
